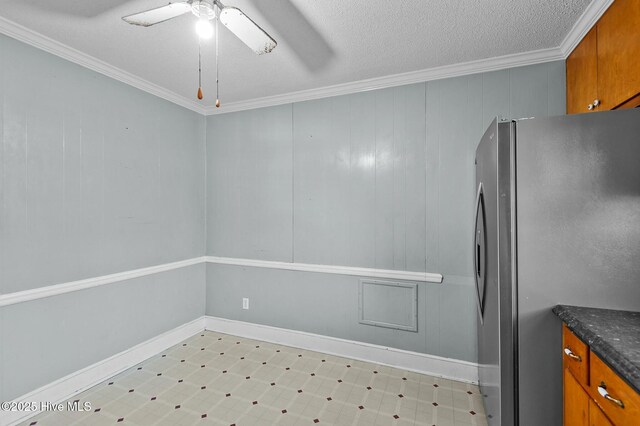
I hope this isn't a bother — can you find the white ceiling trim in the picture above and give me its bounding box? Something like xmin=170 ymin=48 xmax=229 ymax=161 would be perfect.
xmin=204 ymin=46 xmax=565 ymax=115
xmin=0 ymin=15 xmax=207 ymax=115
xmin=559 ymin=0 xmax=613 ymax=56
xmin=0 ymin=0 xmax=613 ymax=117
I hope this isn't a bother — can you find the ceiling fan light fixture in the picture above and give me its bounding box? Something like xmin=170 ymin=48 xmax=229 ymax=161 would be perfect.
xmin=191 ymin=0 xmax=215 ymax=20
xmin=196 ymin=18 xmax=213 ymax=39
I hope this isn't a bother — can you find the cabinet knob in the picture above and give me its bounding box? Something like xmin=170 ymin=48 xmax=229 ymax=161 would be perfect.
xmin=593 ymin=99 xmax=601 ymax=107
xmin=563 ymin=347 xmax=582 ymax=362
xmin=587 ymin=104 xmax=594 ymax=111
xmin=597 ymin=382 xmax=625 ymax=408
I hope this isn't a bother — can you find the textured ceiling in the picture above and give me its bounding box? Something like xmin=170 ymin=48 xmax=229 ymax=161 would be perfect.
xmin=0 ymin=0 xmax=593 ymax=108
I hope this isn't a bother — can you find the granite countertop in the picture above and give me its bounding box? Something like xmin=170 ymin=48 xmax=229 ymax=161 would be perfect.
xmin=553 ymin=305 xmax=640 ymax=393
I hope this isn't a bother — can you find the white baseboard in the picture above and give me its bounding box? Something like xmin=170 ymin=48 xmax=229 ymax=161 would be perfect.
xmin=1 ymin=317 xmax=206 ymax=426
xmin=204 ymin=316 xmax=479 ymax=385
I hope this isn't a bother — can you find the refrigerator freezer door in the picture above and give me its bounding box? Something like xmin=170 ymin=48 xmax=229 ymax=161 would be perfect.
xmin=475 ymin=119 xmax=502 ymax=425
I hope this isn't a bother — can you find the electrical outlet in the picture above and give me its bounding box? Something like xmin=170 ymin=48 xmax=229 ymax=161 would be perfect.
xmin=242 ymin=298 xmax=249 ymax=310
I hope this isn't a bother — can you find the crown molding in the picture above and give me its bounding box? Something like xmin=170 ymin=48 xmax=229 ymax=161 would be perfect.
xmin=0 ymin=16 xmax=207 ymax=115
xmin=204 ymin=46 xmax=564 ymax=115
xmin=559 ymin=0 xmax=614 ymax=57
xmin=1 ymin=0 xmax=610 ymax=117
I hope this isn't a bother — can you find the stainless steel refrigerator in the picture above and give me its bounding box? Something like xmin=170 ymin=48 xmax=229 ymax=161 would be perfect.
xmin=474 ymin=109 xmax=640 ymax=426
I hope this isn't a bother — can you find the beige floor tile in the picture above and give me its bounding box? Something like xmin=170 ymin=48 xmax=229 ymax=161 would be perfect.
xmin=20 ymin=331 xmax=487 ymax=426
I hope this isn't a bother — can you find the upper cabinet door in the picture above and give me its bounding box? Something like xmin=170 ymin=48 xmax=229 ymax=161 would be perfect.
xmin=596 ymin=0 xmax=640 ymax=110
xmin=566 ymin=26 xmax=598 ymax=114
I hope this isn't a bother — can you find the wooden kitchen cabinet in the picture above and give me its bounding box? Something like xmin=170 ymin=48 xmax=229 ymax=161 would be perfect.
xmin=589 ymin=400 xmax=614 ymax=426
xmin=565 ymin=367 xmax=590 ymax=426
xmin=562 ymin=324 xmax=640 ymax=426
xmin=566 ymin=26 xmax=598 ymax=115
xmin=566 ymin=0 xmax=640 ymax=114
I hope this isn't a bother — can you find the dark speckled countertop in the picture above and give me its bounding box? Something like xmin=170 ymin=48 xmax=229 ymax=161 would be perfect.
xmin=553 ymin=305 xmax=640 ymax=393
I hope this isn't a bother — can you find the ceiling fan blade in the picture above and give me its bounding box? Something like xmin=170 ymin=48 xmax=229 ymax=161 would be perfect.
xmin=122 ymin=2 xmax=192 ymax=27
xmin=219 ymin=7 xmax=277 ymax=55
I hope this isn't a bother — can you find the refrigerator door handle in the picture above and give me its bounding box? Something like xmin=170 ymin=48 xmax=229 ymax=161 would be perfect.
xmin=474 ymin=183 xmax=486 ymax=322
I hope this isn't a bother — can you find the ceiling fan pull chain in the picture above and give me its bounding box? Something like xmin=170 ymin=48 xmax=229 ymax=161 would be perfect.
xmin=215 ymin=6 xmax=220 ymax=108
xmin=197 ymin=38 xmax=203 ymax=100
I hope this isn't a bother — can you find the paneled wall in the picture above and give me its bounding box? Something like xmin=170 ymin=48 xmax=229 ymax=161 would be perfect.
xmin=0 ymin=35 xmax=206 ymax=401
xmin=206 ymin=61 xmax=566 ymax=363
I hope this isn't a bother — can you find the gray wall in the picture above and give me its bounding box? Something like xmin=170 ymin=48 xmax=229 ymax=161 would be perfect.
xmin=0 ymin=35 xmax=206 ymax=401
xmin=206 ymin=61 xmax=566 ymax=363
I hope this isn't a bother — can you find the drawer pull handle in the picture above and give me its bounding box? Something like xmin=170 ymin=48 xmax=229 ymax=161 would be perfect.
xmin=563 ymin=347 xmax=582 ymax=362
xmin=598 ymin=383 xmax=624 ymax=408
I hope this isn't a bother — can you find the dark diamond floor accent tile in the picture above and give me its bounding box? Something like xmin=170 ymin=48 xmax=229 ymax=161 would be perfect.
xmin=223 ymin=370 xmax=227 ymax=373
xmin=262 ymin=362 xmax=267 ymax=365
xmin=137 ymin=367 xmax=142 ymax=370
xmin=256 ymin=345 xmax=260 ymax=348
xmin=321 ymin=360 xmax=325 ymax=362
xmin=298 ymin=354 xmax=302 ymax=357
xmin=94 ymin=408 xmax=101 ymax=412
xmin=373 ymin=371 xmax=378 ymax=374
xmin=128 ymin=389 xmax=134 ymax=393
xmin=240 ymin=357 xmax=245 ymax=360
xmin=181 ymin=360 xmax=185 ymax=363
xmin=467 ymin=391 xmax=473 ymax=394
xmin=366 ymin=387 xmax=372 ymax=390
xmin=337 ymin=380 xmax=342 ymax=383
xmin=433 ymin=384 xmax=439 ymax=388
xmin=402 ymin=377 xmax=407 ymax=381
xmin=310 ymin=373 xmax=315 ymax=376
xmin=252 ymin=401 xmax=258 ymax=405
xmin=117 ymin=418 xmax=124 ymax=422
xmin=151 ymin=397 xmax=157 ymax=401
xmin=281 ymin=410 xmax=287 ymax=414
xmin=393 ymin=414 xmax=399 ymax=419
xmin=220 ymin=353 xmax=224 ymax=355
xmin=246 ymin=376 xmax=251 ymax=380
xmin=175 ymin=405 xmax=181 ymax=409
xmin=277 ymin=350 xmax=280 ymax=353
xmin=201 ymin=414 xmax=207 ymax=418
xmin=297 ymin=389 xmax=303 ymax=393
xmin=226 ymin=393 xmax=231 ymax=397
xmin=162 ymin=354 xmax=167 ymax=357
xmin=286 ymin=368 xmax=290 ymax=370
xmin=398 ymin=394 xmax=404 ymax=398
xmin=108 ymin=382 xmax=114 ymax=385
xmin=358 ymin=406 xmax=364 ymax=410
xmin=470 ymin=411 xmax=476 ymax=415
xmin=201 ymin=365 xmax=205 ymax=368
xmin=157 ymin=373 xmax=162 ymax=376
xmin=201 ymin=386 xmax=206 ymax=390
xmin=346 ymin=365 xmax=351 ymax=368
xmin=271 ymin=383 xmax=276 ymax=386
xmin=30 ymin=422 xmax=37 ymax=425
xmin=178 ymin=380 xmax=183 ymax=383
xmin=326 ymin=397 xmax=332 ymax=401
xmin=432 ymin=402 xmax=438 ymax=406
xmin=201 ymin=348 xmax=205 ymax=351
xmin=314 ymin=419 xmax=319 ymax=423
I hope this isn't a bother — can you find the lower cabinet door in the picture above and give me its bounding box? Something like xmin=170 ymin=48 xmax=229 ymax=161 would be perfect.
xmin=565 ymin=368 xmax=589 ymax=426
xmin=589 ymin=400 xmax=613 ymax=426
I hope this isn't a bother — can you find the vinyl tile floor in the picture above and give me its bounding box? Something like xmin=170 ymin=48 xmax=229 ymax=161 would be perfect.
xmin=21 ymin=331 xmax=488 ymax=426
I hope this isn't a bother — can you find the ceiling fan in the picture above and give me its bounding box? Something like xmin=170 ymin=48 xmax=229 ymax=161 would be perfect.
xmin=122 ymin=0 xmax=277 ymax=106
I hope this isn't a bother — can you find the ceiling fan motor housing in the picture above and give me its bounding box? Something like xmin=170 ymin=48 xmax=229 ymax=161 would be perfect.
xmin=191 ymin=0 xmax=216 ymax=20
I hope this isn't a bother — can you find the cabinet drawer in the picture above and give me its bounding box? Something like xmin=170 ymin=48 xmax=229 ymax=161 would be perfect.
xmin=589 ymin=354 xmax=640 ymax=426
xmin=563 ymin=324 xmax=589 ymax=385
